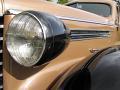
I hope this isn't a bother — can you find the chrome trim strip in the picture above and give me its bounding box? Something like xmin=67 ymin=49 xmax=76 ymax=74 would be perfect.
xmin=0 ymin=15 xmax=3 ymax=16
xmin=5 ymin=9 xmax=114 ymax=26
xmin=0 ymin=37 xmax=3 ymax=41
xmin=0 ymin=74 xmax=3 ymax=77
xmin=0 ymin=85 xmax=3 ymax=89
xmin=0 ymin=25 xmax=3 ymax=28
xmin=0 ymin=50 xmax=2 ymax=54
xmin=70 ymin=29 xmax=111 ymax=41
xmin=0 ymin=62 xmax=3 ymax=66
xmin=57 ymin=16 xmax=114 ymax=26
xmin=5 ymin=9 xmax=22 ymax=15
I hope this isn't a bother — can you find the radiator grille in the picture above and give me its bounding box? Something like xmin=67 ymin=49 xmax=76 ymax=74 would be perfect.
xmin=0 ymin=16 xmax=3 ymax=90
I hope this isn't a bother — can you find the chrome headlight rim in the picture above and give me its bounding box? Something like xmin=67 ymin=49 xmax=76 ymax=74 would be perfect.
xmin=6 ymin=11 xmax=47 ymax=67
xmin=6 ymin=10 xmax=69 ymax=67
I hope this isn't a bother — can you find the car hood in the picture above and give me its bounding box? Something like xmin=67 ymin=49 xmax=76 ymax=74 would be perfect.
xmin=3 ymin=0 xmax=113 ymax=26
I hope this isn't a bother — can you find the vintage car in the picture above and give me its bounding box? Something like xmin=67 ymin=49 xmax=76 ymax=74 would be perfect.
xmin=0 ymin=0 xmax=120 ymax=90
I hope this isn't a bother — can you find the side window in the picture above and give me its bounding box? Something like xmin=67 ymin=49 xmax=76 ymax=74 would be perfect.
xmin=67 ymin=3 xmax=111 ymax=17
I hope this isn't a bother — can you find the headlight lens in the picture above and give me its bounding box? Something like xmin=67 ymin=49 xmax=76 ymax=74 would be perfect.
xmin=6 ymin=11 xmax=69 ymax=67
xmin=6 ymin=12 xmax=45 ymax=67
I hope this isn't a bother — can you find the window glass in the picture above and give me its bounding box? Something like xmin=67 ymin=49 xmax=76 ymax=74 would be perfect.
xmin=67 ymin=3 xmax=111 ymax=17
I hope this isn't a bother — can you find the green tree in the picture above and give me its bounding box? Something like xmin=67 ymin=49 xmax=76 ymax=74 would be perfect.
xmin=58 ymin=0 xmax=68 ymax=4
xmin=47 ymin=0 xmax=69 ymax=4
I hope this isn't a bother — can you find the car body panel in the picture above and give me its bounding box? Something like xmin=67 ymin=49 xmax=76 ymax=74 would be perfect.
xmin=3 ymin=0 xmax=113 ymax=25
xmin=1 ymin=0 xmax=120 ymax=90
xmin=51 ymin=45 xmax=120 ymax=90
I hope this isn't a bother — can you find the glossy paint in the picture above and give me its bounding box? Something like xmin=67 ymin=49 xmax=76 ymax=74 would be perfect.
xmin=57 ymin=46 xmax=120 ymax=90
xmin=1 ymin=0 xmax=120 ymax=90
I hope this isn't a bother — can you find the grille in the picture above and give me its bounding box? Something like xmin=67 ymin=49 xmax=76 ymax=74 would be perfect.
xmin=0 ymin=16 xmax=3 ymax=90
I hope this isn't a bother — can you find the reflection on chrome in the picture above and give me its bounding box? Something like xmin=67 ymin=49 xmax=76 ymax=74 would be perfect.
xmin=70 ymin=29 xmax=111 ymax=41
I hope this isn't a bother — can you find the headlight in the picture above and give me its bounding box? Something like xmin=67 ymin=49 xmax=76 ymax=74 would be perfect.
xmin=6 ymin=11 xmax=69 ymax=67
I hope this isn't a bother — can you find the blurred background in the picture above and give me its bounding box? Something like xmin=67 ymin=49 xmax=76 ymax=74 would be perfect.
xmin=47 ymin=0 xmax=120 ymax=4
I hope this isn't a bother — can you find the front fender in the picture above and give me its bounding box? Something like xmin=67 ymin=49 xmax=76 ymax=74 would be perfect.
xmin=50 ymin=45 xmax=120 ymax=90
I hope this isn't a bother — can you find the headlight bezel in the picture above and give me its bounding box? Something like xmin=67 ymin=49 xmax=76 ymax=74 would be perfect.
xmin=6 ymin=11 xmax=69 ymax=67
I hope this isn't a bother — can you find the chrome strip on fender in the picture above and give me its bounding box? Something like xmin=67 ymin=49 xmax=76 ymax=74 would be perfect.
xmin=5 ymin=9 xmax=22 ymax=15
xmin=0 ymin=25 xmax=3 ymax=28
xmin=5 ymin=9 xmax=114 ymax=26
xmin=57 ymin=16 xmax=114 ymax=26
xmin=70 ymin=29 xmax=111 ymax=41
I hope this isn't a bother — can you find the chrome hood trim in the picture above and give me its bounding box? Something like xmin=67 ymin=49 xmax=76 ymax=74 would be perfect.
xmin=5 ymin=9 xmax=114 ymax=26
xmin=5 ymin=9 xmax=22 ymax=15
xmin=57 ymin=16 xmax=114 ymax=26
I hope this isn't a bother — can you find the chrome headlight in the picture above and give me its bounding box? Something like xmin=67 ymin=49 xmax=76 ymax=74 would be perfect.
xmin=6 ymin=11 xmax=69 ymax=67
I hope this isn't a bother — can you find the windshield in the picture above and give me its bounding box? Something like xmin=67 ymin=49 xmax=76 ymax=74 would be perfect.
xmin=67 ymin=3 xmax=111 ymax=17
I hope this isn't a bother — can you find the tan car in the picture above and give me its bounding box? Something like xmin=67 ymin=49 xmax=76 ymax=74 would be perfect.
xmin=0 ymin=0 xmax=120 ymax=90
